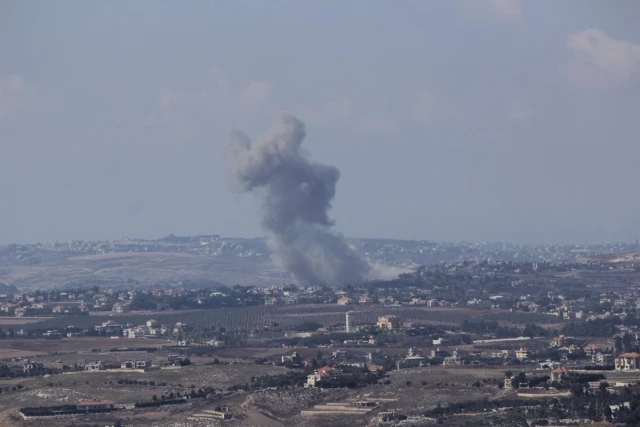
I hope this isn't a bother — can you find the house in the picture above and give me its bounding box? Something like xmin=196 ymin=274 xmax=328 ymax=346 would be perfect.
xmin=305 ymin=366 xmax=340 ymax=388
xmin=407 ymin=347 xmax=423 ymax=357
xmin=281 ymin=352 xmax=302 ymax=366
xmin=584 ymin=344 xmax=602 ymax=357
xmin=359 ymin=295 xmax=373 ymax=304
xmin=77 ymin=398 xmax=115 ymax=411
xmin=14 ymin=308 xmax=25 ymax=317
xmin=515 ymin=347 xmax=530 ymax=360
xmin=94 ymin=320 xmax=122 ymax=334
xmin=120 ymin=360 xmax=151 ymax=369
xmin=443 ymin=356 xmax=462 ymax=366
xmin=112 ymin=303 xmax=130 ymax=313
xmin=431 ymin=348 xmax=450 ymax=358
xmin=125 ymin=327 xmax=145 ymax=339
xmin=593 ymin=352 xmax=614 ymax=366
xmin=538 ymin=360 xmax=560 ymax=370
xmin=84 ymin=361 xmax=105 ymax=371
xmin=550 ymin=366 xmax=570 ymax=382
xmin=52 ymin=305 xmax=64 ymax=314
xmin=168 ymin=354 xmax=187 ymax=365
xmin=23 ymin=361 xmax=44 ymax=373
xmin=615 ymin=353 xmax=640 ymax=371
xmin=337 ymin=297 xmax=353 ymax=305
xmin=397 ymin=348 xmax=427 ymax=369
xmin=376 ymin=315 xmax=401 ymax=331
xmin=146 ymin=319 xmax=158 ymax=328
xmin=553 ymin=335 xmax=566 ymax=347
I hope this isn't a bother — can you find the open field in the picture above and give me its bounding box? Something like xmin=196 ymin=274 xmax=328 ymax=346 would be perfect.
xmin=0 ymin=337 xmax=169 ymax=359
xmin=0 ymin=251 xmax=289 ymax=289
xmin=9 ymin=305 xmax=564 ymax=337
xmin=0 ymin=334 xmax=632 ymax=427
xmin=0 ymin=318 xmax=50 ymax=326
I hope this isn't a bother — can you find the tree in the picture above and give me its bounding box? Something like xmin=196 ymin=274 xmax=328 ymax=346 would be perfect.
xmin=614 ymin=336 xmax=623 ymax=355
xmin=152 ymin=394 xmax=158 ymax=401
xmin=511 ymin=372 xmax=527 ymax=389
xmin=598 ymin=381 xmax=609 ymax=395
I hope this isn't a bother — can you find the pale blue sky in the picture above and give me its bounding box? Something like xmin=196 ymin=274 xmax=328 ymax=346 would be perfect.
xmin=1 ymin=0 xmax=639 ymax=245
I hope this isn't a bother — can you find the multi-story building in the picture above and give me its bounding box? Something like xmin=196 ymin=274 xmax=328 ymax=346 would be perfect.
xmin=376 ymin=315 xmax=401 ymax=331
xmin=305 ymin=366 xmax=339 ymax=388
xmin=23 ymin=361 xmax=44 ymax=374
xmin=515 ymin=347 xmax=530 ymax=360
xmin=615 ymin=353 xmax=640 ymax=371
xmin=120 ymin=360 xmax=151 ymax=369
xmin=84 ymin=361 xmax=105 ymax=371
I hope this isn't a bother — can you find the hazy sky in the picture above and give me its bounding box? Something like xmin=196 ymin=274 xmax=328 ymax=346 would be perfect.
xmin=1 ymin=1 xmax=639 ymax=245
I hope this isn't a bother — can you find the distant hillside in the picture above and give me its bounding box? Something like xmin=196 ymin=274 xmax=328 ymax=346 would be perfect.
xmin=0 ymin=282 xmax=18 ymax=293
xmin=0 ymin=235 xmax=638 ymax=290
xmin=582 ymin=251 xmax=640 ymax=264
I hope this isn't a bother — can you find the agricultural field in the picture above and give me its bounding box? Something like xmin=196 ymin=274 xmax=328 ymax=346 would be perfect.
xmin=14 ymin=305 xmax=539 ymax=336
xmin=0 ymin=337 xmax=168 ymax=359
xmin=0 ymin=318 xmax=49 ymax=326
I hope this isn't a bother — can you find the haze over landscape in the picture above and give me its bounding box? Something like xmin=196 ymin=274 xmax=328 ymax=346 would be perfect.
xmin=2 ymin=1 xmax=639 ymax=246
xmin=5 ymin=3 xmax=640 ymax=427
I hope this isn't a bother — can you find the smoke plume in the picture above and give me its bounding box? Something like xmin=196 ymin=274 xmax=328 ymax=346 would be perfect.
xmin=226 ymin=114 xmax=372 ymax=285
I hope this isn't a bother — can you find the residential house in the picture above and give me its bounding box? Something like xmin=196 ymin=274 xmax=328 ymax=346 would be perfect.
xmin=112 ymin=303 xmax=130 ymax=313
xmin=337 ymin=297 xmax=353 ymax=305
xmin=593 ymin=352 xmax=614 ymax=366
xmin=305 ymin=366 xmax=340 ymax=388
xmin=615 ymin=353 xmax=640 ymax=371
xmin=23 ymin=361 xmax=44 ymax=374
xmin=121 ymin=360 xmax=151 ymax=369
xmin=376 ymin=315 xmax=401 ymax=331
xmin=515 ymin=347 xmax=530 ymax=360
xmin=359 ymin=295 xmax=373 ymax=304
xmin=584 ymin=344 xmax=602 ymax=357
xmin=123 ymin=327 xmax=145 ymax=339
xmin=14 ymin=308 xmax=25 ymax=317
xmin=443 ymin=356 xmax=462 ymax=366
xmin=84 ymin=361 xmax=105 ymax=371
xmin=94 ymin=320 xmax=122 ymax=335
xmin=281 ymin=352 xmax=302 ymax=366
xmin=550 ymin=366 xmax=570 ymax=382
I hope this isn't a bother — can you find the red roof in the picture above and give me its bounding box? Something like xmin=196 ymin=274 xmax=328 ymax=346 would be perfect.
xmin=78 ymin=398 xmax=115 ymax=406
xmin=317 ymin=366 xmax=335 ymax=376
xmin=619 ymin=352 xmax=640 ymax=358
xmin=552 ymin=366 xmax=570 ymax=374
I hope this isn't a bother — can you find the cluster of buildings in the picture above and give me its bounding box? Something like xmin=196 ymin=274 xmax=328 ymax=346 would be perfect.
xmin=3 ymin=261 xmax=640 ymax=321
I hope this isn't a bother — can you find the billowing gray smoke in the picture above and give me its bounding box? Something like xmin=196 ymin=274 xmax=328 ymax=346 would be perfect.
xmin=226 ymin=114 xmax=372 ymax=286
